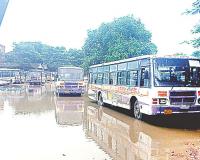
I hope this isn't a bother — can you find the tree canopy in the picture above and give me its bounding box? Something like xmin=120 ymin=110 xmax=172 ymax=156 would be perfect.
xmin=185 ymin=0 xmax=200 ymax=57
xmin=5 ymin=42 xmax=70 ymax=71
xmin=185 ymin=0 xmax=200 ymax=14
xmin=83 ymin=15 xmax=157 ymax=69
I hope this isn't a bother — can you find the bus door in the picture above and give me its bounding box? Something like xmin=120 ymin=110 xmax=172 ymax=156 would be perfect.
xmin=138 ymin=59 xmax=150 ymax=97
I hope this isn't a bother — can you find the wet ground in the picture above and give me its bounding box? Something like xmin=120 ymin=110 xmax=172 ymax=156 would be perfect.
xmin=0 ymin=84 xmax=200 ymax=160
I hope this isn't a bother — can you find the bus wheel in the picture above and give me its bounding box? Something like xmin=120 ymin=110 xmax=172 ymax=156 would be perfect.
xmin=133 ymin=100 xmax=142 ymax=120
xmin=98 ymin=93 xmax=104 ymax=106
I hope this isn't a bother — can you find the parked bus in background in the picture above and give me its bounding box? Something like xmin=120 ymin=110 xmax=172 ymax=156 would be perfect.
xmin=88 ymin=55 xmax=200 ymax=120
xmin=26 ymin=70 xmax=45 ymax=85
xmin=55 ymin=66 xmax=85 ymax=96
xmin=45 ymin=71 xmax=55 ymax=82
xmin=0 ymin=68 xmax=23 ymax=84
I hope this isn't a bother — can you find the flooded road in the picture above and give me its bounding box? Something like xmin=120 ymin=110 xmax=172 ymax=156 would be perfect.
xmin=0 ymin=84 xmax=200 ymax=160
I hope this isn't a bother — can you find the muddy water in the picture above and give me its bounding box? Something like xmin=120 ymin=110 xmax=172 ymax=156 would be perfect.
xmin=0 ymin=84 xmax=200 ymax=160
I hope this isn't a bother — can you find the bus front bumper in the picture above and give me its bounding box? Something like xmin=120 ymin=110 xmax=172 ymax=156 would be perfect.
xmin=56 ymin=88 xmax=84 ymax=94
xmin=151 ymin=105 xmax=200 ymax=115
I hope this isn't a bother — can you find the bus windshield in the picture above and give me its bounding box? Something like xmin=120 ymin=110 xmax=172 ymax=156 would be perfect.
xmin=29 ymin=71 xmax=41 ymax=77
xmin=154 ymin=58 xmax=200 ymax=87
xmin=58 ymin=68 xmax=83 ymax=81
xmin=59 ymin=73 xmax=82 ymax=81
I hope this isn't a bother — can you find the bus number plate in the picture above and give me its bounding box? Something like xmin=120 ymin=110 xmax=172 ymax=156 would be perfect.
xmin=180 ymin=105 xmax=190 ymax=109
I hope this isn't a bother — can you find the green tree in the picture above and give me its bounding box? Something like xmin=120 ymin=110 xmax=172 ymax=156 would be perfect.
xmin=5 ymin=42 xmax=69 ymax=71
xmin=185 ymin=0 xmax=200 ymax=14
xmin=185 ymin=0 xmax=200 ymax=57
xmin=66 ymin=49 xmax=84 ymax=67
xmin=192 ymin=50 xmax=200 ymax=57
xmin=83 ymin=15 xmax=157 ymax=69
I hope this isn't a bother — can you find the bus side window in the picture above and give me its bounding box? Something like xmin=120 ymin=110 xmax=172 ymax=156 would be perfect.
xmin=103 ymin=73 xmax=109 ymax=84
xmin=140 ymin=68 xmax=150 ymax=87
xmin=93 ymin=73 xmax=97 ymax=84
xmin=97 ymin=73 xmax=103 ymax=84
xmin=127 ymin=71 xmax=130 ymax=85
xmin=127 ymin=70 xmax=138 ymax=86
xmin=131 ymin=70 xmax=138 ymax=86
xmin=109 ymin=78 xmax=113 ymax=84
xmin=109 ymin=72 xmax=113 ymax=85
xmin=117 ymin=71 xmax=127 ymax=85
xmin=89 ymin=73 xmax=92 ymax=83
xmin=109 ymin=72 xmax=117 ymax=85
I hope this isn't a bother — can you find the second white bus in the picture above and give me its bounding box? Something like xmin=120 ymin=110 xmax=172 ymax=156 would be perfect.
xmin=55 ymin=66 xmax=85 ymax=96
xmin=88 ymin=55 xmax=200 ymax=119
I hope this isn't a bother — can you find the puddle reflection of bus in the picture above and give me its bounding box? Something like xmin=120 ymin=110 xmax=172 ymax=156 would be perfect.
xmin=26 ymin=85 xmax=47 ymax=101
xmin=84 ymin=105 xmax=200 ymax=160
xmin=0 ymin=84 xmax=53 ymax=114
xmin=0 ymin=85 xmax=25 ymax=97
xmin=10 ymin=85 xmax=53 ymax=115
xmin=54 ymin=96 xmax=84 ymax=126
xmin=0 ymin=85 xmax=26 ymax=108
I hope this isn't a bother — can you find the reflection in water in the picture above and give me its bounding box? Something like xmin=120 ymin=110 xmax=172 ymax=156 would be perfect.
xmin=26 ymin=85 xmax=47 ymax=100
xmin=54 ymin=96 xmax=84 ymax=126
xmin=0 ymin=96 xmax=5 ymax=111
xmin=0 ymin=84 xmax=111 ymax=160
xmin=0 ymin=84 xmax=55 ymax=115
xmin=84 ymin=105 xmax=200 ymax=160
xmin=0 ymin=85 xmax=25 ymax=111
xmin=0 ymin=84 xmax=200 ymax=160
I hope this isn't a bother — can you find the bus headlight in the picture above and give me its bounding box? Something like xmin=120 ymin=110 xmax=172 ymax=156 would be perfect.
xmin=159 ymin=98 xmax=167 ymax=104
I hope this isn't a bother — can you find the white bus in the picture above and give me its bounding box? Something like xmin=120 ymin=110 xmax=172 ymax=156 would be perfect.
xmin=0 ymin=68 xmax=22 ymax=84
xmin=55 ymin=66 xmax=85 ymax=96
xmin=26 ymin=70 xmax=45 ymax=85
xmin=88 ymin=55 xmax=200 ymax=119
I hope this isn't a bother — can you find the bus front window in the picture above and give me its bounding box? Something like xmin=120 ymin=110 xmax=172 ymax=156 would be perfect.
xmin=58 ymin=73 xmax=82 ymax=81
xmin=154 ymin=58 xmax=200 ymax=87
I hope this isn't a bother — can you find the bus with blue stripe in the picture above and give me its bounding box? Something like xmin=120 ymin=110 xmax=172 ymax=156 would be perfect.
xmin=88 ymin=55 xmax=200 ymax=120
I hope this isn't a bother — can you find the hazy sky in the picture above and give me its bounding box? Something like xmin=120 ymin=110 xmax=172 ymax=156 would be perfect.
xmin=0 ymin=0 xmax=199 ymax=54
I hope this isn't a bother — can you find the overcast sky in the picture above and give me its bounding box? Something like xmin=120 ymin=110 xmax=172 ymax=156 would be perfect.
xmin=0 ymin=0 xmax=199 ymax=54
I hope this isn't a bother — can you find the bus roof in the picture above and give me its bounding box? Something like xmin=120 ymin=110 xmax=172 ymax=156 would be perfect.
xmin=58 ymin=66 xmax=83 ymax=70
xmin=29 ymin=69 xmax=43 ymax=72
xmin=89 ymin=54 xmax=198 ymax=68
xmin=0 ymin=68 xmax=20 ymax=71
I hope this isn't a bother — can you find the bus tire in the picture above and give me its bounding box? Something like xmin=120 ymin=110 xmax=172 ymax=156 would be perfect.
xmin=56 ymin=92 xmax=60 ymax=96
xmin=132 ymin=99 xmax=142 ymax=120
xmin=97 ymin=93 xmax=104 ymax=106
